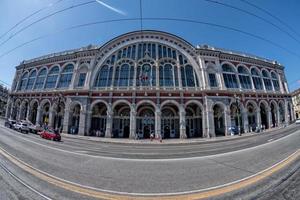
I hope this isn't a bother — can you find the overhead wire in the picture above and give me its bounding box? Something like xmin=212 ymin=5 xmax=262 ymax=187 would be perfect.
xmin=202 ymin=0 xmax=300 ymax=45
xmin=0 ymin=0 xmax=64 ymax=41
xmin=0 ymin=0 xmax=96 ymax=47
xmin=1 ymin=17 xmax=300 ymax=60
xmin=239 ymin=0 xmax=300 ymax=39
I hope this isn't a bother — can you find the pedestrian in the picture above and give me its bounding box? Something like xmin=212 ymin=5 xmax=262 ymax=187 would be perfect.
xmin=150 ymin=132 xmax=154 ymax=141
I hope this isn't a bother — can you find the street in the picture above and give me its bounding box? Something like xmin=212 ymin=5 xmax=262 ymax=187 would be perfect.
xmin=0 ymin=124 xmax=299 ymax=199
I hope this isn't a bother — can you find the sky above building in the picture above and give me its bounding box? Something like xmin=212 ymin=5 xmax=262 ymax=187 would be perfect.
xmin=0 ymin=0 xmax=300 ymax=91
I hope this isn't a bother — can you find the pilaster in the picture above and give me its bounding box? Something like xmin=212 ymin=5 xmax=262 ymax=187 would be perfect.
xmin=179 ymin=105 xmax=187 ymax=139
xmin=105 ymin=104 xmax=113 ymax=138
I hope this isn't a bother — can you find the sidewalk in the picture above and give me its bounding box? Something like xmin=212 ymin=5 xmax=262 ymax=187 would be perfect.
xmin=61 ymin=126 xmax=283 ymax=145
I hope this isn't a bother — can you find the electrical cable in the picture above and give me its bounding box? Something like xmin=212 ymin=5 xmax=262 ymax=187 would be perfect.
xmin=0 ymin=17 xmax=299 ymax=60
xmin=203 ymin=0 xmax=300 ymax=45
xmin=0 ymin=0 xmax=96 ymax=47
xmin=0 ymin=0 xmax=64 ymax=41
xmin=240 ymin=0 xmax=300 ymax=39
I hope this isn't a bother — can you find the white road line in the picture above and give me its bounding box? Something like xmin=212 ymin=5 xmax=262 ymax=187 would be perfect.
xmin=0 ymin=125 xmax=299 ymax=162
xmin=0 ymin=161 xmax=52 ymax=200
xmin=1 ymin=146 xmax=299 ymax=196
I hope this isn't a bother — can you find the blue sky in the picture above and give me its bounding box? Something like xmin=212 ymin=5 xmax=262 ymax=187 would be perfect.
xmin=1 ymin=0 xmax=300 ymax=91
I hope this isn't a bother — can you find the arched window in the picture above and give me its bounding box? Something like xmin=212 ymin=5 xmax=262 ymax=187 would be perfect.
xmin=262 ymin=70 xmax=273 ymax=91
xmin=119 ymin=64 xmax=130 ymax=87
xmin=136 ymin=64 xmax=155 ymax=87
xmin=238 ymin=66 xmax=252 ymax=89
xmin=58 ymin=64 xmax=74 ymax=88
xmin=207 ymin=66 xmax=218 ymax=87
xmin=222 ymin=64 xmax=239 ymax=89
xmin=271 ymin=72 xmax=280 ymax=91
xmin=26 ymin=70 xmax=36 ymax=90
xmin=94 ymin=65 xmax=113 ymax=87
xmin=251 ymin=68 xmax=263 ymax=90
xmin=45 ymin=66 xmax=59 ymax=89
xmin=18 ymin=72 xmax=28 ymax=91
xmin=181 ymin=65 xmax=199 ymax=87
xmin=159 ymin=64 xmax=174 ymax=87
xmin=34 ymin=68 xmax=47 ymax=90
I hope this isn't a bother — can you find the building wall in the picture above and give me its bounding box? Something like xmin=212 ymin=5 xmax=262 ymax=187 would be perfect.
xmin=7 ymin=31 xmax=294 ymax=138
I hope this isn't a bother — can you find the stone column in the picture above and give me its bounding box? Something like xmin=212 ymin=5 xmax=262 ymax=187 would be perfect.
xmin=105 ymin=104 xmax=113 ymax=138
xmin=85 ymin=111 xmax=92 ymax=136
xmin=78 ymin=109 xmax=86 ymax=136
xmin=36 ymin=106 xmax=42 ymax=125
xmin=26 ymin=104 xmax=30 ymax=121
xmin=129 ymin=104 xmax=137 ymax=139
xmin=224 ymin=108 xmax=231 ymax=136
xmin=17 ymin=105 xmax=22 ymax=121
xmin=179 ymin=105 xmax=187 ymax=139
xmin=242 ymin=108 xmax=249 ymax=133
xmin=276 ymin=107 xmax=281 ymax=127
xmin=256 ymin=108 xmax=261 ymax=130
xmin=62 ymin=108 xmax=70 ymax=134
xmin=284 ymin=100 xmax=289 ymax=125
xmin=206 ymin=109 xmax=215 ymax=138
xmin=48 ymin=107 xmax=55 ymax=128
xmin=267 ymin=108 xmax=272 ymax=129
xmin=155 ymin=108 xmax=161 ymax=139
xmin=5 ymin=98 xmax=11 ymax=119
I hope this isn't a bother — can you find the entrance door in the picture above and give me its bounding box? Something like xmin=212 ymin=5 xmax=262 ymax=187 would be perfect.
xmin=123 ymin=126 xmax=130 ymax=138
xmin=163 ymin=125 xmax=170 ymax=138
xmin=143 ymin=125 xmax=151 ymax=139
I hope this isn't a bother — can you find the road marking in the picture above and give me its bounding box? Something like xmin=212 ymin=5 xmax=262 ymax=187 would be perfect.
xmin=0 ymin=146 xmax=299 ymax=199
xmin=0 ymin=162 xmax=52 ymax=200
xmin=268 ymin=138 xmax=274 ymax=142
xmin=0 ymin=125 xmax=299 ymax=162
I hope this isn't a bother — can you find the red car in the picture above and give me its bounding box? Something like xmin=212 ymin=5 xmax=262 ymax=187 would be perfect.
xmin=39 ymin=129 xmax=61 ymax=141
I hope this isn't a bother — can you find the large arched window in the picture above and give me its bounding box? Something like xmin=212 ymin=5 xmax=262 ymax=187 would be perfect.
xmin=238 ymin=66 xmax=252 ymax=89
xmin=119 ymin=64 xmax=130 ymax=87
xmin=251 ymin=68 xmax=263 ymax=90
xmin=34 ymin=68 xmax=47 ymax=90
xmin=159 ymin=63 xmax=177 ymax=87
xmin=94 ymin=65 xmax=113 ymax=87
xmin=262 ymin=70 xmax=273 ymax=91
xmin=26 ymin=70 xmax=36 ymax=90
xmin=222 ymin=64 xmax=239 ymax=89
xmin=58 ymin=64 xmax=74 ymax=88
xmin=136 ymin=64 xmax=156 ymax=87
xmin=181 ymin=65 xmax=199 ymax=87
xmin=113 ymin=62 xmax=134 ymax=87
xmin=271 ymin=72 xmax=280 ymax=91
xmin=18 ymin=72 xmax=28 ymax=91
xmin=45 ymin=66 xmax=59 ymax=89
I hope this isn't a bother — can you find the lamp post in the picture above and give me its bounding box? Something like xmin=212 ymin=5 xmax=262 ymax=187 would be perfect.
xmin=53 ymin=93 xmax=65 ymax=130
xmin=234 ymin=95 xmax=241 ymax=136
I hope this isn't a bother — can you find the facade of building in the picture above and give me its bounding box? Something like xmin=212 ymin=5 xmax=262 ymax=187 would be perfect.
xmin=291 ymin=88 xmax=300 ymax=119
xmin=6 ymin=31 xmax=294 ymax=139
xmin=0 ymin=83 xmax=9 ymax=117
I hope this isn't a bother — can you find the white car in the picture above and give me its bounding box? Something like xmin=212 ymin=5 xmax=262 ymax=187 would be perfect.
xmin=14 ymin=122 xmax=30 ymax=133
xmin=295 ymin=119 xmax=300 ymax=124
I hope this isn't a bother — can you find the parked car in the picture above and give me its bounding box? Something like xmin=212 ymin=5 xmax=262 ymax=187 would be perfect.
xmin=228 ymin=126 xmax=239 ymax=135
xmin=28 ymin=123 xmax=43 ymax=134
xmin=4 ymin=119 xmax=16 ymax=129
xmin=40 ymin=129 xmax=61 ymax=141
xmin=14 ymin=122 xmax=30 ymax=133
xmin=295 ymin=119 xmax=300 ymax=124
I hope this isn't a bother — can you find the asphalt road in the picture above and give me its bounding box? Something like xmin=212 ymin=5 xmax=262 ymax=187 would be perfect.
xmin=1 ymin=124 xmax=299 ymax=159
xmin=0 ymin=125 xmax=299 ymax=199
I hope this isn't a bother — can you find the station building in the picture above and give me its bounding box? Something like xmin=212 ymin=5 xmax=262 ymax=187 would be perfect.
xmin=6 ymin=30 xmax=295 ymax=139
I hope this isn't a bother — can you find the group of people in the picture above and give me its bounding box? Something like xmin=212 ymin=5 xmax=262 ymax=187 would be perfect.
xmin=135 ymin=131 xmax=162 ymax=142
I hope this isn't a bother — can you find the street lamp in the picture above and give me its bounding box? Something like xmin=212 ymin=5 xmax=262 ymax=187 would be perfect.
xmin=53 ymin=93 xmax=65 ymax=130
